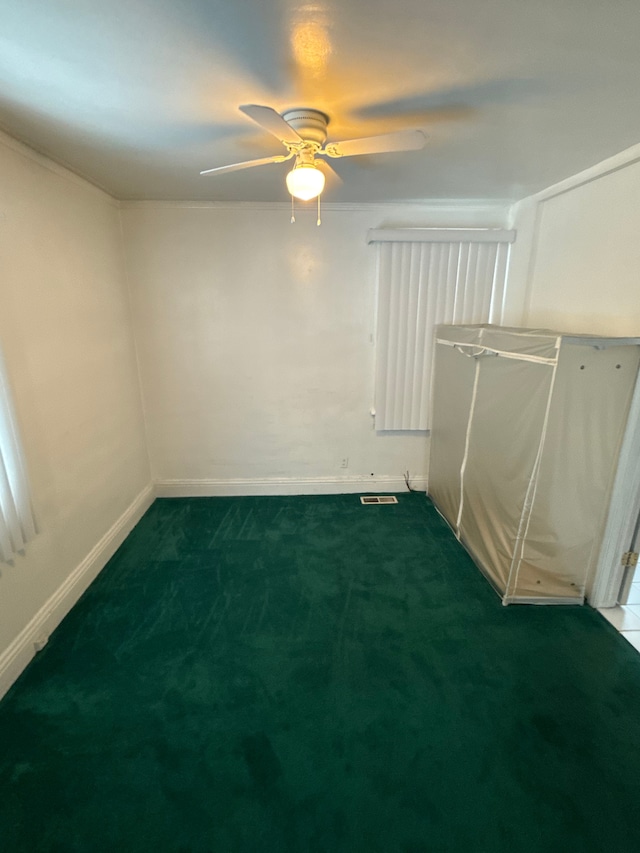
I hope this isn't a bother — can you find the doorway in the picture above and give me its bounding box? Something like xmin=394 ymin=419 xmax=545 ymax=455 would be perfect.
xmin=618 ymin=512 xmax=640 ymax=606
xmin=598 ymin=511 xmax=640 ymax=651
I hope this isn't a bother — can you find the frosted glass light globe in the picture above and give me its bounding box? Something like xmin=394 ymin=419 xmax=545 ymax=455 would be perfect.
xmin=286 ymin=164 xmax=325 ymax=201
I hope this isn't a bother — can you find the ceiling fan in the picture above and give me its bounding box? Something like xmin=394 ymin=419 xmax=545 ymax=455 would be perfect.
xmin=200 ymin=105 xmax=427 ymax=203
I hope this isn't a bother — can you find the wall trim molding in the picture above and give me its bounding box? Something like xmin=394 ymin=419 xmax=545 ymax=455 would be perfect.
xmin=118 ymin=199 xmax=513 ymax=214
xmin=530 ymin=141 xmax=640 ymax=205
xmin=0 ymin=484 xmax=155 ymax=701
xmin=155 ymin=475 xmax=427 ymax=498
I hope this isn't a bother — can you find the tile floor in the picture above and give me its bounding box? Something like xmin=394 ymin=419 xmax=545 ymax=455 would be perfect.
xmin=598 ymin=563 xmax=640 ymax=653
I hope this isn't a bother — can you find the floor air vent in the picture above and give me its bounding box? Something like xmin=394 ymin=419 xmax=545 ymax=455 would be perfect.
xmin=360 ymin=496 xmax=398 ymax=505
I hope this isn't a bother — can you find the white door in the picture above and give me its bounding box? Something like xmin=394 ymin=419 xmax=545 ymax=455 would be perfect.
xmin=589 ymin=370 xmax=640 ymax=608
xmin=618 ymin=511 xmax=640 ymax=604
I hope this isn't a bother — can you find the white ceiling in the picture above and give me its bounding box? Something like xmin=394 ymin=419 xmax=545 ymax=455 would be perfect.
xmin=1 ymin=0 xmax=639 ymax=203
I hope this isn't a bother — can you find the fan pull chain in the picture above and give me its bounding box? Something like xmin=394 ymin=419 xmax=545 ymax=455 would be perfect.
xmin=317 ymin=195 xmax=321 ymax=227
xmin=290 ymin=195 xmax=295 ymax=224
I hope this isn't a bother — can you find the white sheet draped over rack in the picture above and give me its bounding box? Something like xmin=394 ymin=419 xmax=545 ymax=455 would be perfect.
xmin=428 ymin=324 xmax=640 ymax=604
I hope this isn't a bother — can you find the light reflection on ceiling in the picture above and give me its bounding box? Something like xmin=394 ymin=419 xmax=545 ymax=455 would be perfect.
xmin=0 ymin=0 xmax=638 ymax=202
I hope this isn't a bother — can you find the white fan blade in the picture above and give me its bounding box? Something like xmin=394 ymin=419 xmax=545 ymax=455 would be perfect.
xmin=239 ymin=104 xmax=303 ymax=145
xmin=325 ymin=129 xmax=426 ymax=158
xmin=316 ymin=159 xmax=343 ymax=186
xmin=200 ymin=155 xmax=285 ymax=176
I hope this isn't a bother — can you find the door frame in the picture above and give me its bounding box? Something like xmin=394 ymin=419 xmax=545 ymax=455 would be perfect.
xmin=589 ymin=368 xmax=640 ymax=607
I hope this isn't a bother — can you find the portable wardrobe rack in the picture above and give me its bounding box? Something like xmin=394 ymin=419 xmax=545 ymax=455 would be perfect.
xmin=428 ymin=324 xmax=640 ymax=604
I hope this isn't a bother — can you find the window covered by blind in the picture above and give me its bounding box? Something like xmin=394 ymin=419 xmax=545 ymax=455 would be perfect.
xmin=0 ymin=346 xmax=36 ymax=562
xmin=371 ymin=231 xmax=514 ymax=431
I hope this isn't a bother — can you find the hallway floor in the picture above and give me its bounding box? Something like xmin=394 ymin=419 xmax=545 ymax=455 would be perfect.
xmin=598 ymin=564 xmax=640 ymax=653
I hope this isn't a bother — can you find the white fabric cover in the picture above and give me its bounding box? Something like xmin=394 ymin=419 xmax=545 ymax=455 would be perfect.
xmin=428 ymin=342 xmax=476 ymax=526
xmin=429 ymin=324 xmax=640 ymax=604
xmin=458 ymin=355 xmax=554 ymax=596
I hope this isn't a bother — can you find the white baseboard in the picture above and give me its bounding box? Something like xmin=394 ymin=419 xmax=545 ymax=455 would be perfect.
xmin=0 ymin=484 xmax=155 ymax=701
xmin=155 ymin=475 xmax=427 ymax=498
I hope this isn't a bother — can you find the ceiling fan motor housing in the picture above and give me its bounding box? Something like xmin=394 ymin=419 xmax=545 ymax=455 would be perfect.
xmin=282 ymin=108 xmax=329 ymax=146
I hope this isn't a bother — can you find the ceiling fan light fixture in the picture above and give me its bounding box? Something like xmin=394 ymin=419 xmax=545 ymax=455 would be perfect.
xmin=286 ymin=162 xmax=325 ymax=201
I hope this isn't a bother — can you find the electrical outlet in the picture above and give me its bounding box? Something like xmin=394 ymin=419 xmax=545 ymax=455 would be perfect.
xmin=340 ymin=457 xmax=349 ymax=468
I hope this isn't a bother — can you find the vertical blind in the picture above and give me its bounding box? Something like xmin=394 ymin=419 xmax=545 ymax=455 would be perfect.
xmin=370 ymin=230 xmax=515 ymax=431
xmin=0 ymin=346 xmax=36 ymax=562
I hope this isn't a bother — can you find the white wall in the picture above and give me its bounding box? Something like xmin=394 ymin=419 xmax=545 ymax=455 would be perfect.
xmin=507 ymin=146 xmax=640 ymax=335
xmin=0 ymin=134 xmax=150 ymax=677
xmin=121 ymin=202 xmax=509 ymax=494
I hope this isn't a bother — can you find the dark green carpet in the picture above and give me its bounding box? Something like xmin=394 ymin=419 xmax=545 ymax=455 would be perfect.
xmin=1 ymin=493 xmax=640 ymax=852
